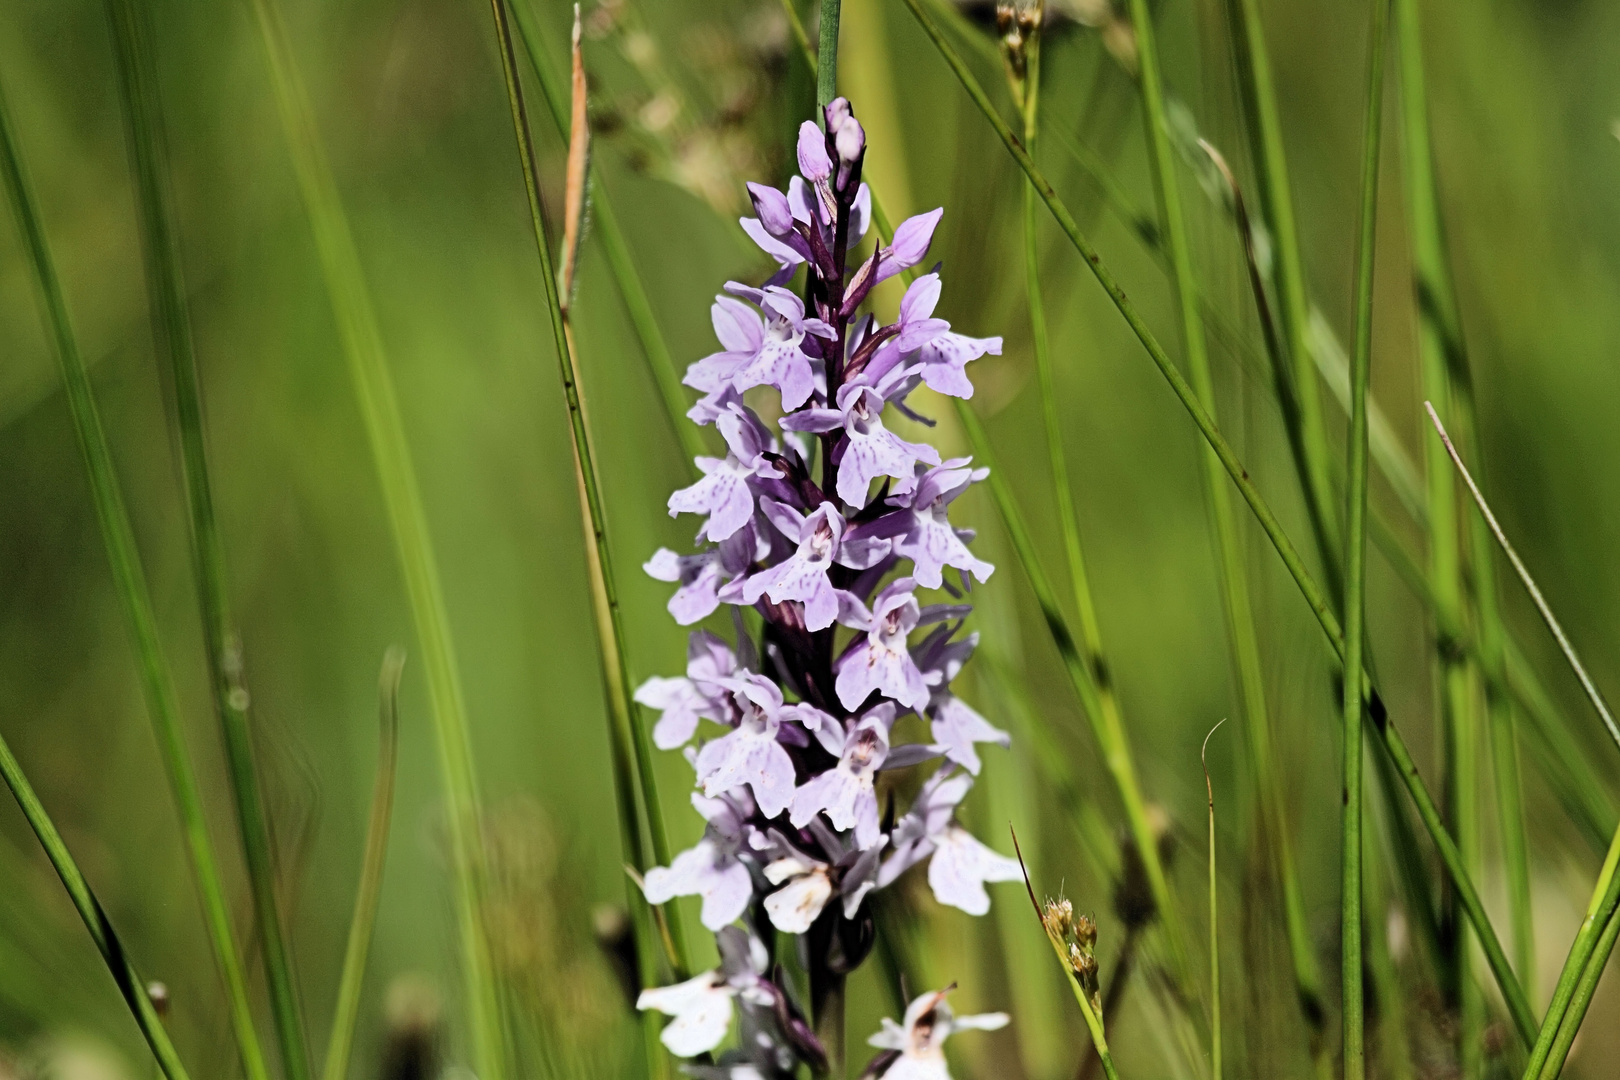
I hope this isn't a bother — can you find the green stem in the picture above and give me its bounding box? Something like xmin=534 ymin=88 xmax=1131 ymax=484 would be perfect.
xmin=483 ymin=0 xmax=688 ymax=979
xmin=103 ymin=4 xmax=313 ymax=1076
xmin=895 ymin=0 xmax=1536 ymax=1045
xmin=1521 ymin=824 xmax=1620 ymax=1080
xmin=244 ymin=1 xmax=507 ymax=1073
xmin=1539 ymin=901 xmax=1620 ymax=1079
xmin=1224 ymin=0 xmax=1342 ymax=597
xmin=0 ymin=728 xmax=193 ymax=1080
xmin=509 ymin=0 xmax=707 ymax=471
xmin=0 ymin=66 xmax=270 ymax=1080
xmin=1343 ymin=3 xmax=1390 ymax=1075
xmin=1203 ymin=722 xmax=1225 ymax=1080
xmin=321 ymin=650 xmax=403 ymax=1080
xmin=1130 ymin=0 xmax=1285 ymax=1011
xmin=817 ymin=0 xmax=841 ymax=106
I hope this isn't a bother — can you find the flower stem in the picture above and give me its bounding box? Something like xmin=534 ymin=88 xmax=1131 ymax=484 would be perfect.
xmin=0 ymin=65 xmax=270 ymax=1080
xmin=897 ymin=0 xmax=1536 ymax=1045
xmin=0 ymin=728 xmax=192 ymax=1080
xmin=103 ymin=4 xmax=313 ymax=1076
xmin=817 ymin=0 xmax=842 ymax=106
xmin=1343 ymin=2 xmax=1390 ymax=1074
xmin=244 ymin=1 xmax=507 ymax=1073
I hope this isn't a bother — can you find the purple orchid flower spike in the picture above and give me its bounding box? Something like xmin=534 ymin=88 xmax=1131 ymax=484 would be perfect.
xmin=835 ymin=578 xmax=930 ymax=711
xmin=642 ymin=790 xmax=759 ymax=931
xmin=789 ymin=703 xmax=941 ymax=848
xmin=879 ymin=766 xmax=1022 ymax=915
xmin=641 ymin=98 xmax=1017 ymax=1069
xmin=634 ymin=630 xmax=740 ymax=749
xmin=694 ymin=672 xmax=798 ymax=818
xmin=889 ymin=459 xmax=994 ymax=589
xmin=742 ymin=501 xmax=890 ymax=631
xmin=781 ymin=385 xmax=940 ymax=508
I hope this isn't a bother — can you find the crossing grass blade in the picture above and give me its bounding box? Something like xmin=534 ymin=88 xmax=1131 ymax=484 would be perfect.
xmin=321 ymin=649 xmax=404 ymax=1080
xmin=0 ymin=65 xmax=271 ymax=1080
xmin=103 ymin=2 xmax=313 ymax=1075
xmin=242 ymin=1 xmax=508 ymax=1073
xmin=0 ymin=727 xmax=193 ymax=1080
xmin=1223 ymin=0 xmax=1342 ymax=599
xmin=894 ymin=0 xmax=1537 ymax=1044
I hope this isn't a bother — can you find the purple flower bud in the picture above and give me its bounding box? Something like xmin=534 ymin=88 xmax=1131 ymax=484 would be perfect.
xmin=796 ymin=120 xmax=833 ymax=183
xmin=876 ymin=207 xmax=944 ymax=284
xmin=747 ymin=181 xmax=796 ymax=237
xmin=835 ymin=116 xmax=865 ymax=166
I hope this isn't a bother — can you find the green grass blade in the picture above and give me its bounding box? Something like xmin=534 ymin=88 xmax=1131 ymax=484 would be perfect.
xmin=321 ymin=649 xmax=404 ymax=1080
xmin=482 ymin=0 xmax=688 ymax=984
xmin=1224 ymin=0 xmax=1342 ymax=596
xmin=1424 ymin=405 xmax=1620 ymax=760
xmin=1202 ymin=721 xmax=1226 ymax=1080
xmin=0 ymin=727 xmax=193 ymax=1080
xmin=1342 ymin=3 xmax=1390 ymax=1072
xmin=1521 ymin=826 xmax=1620 ymax=1079
xmin=103 ymin=3 xmax=313 ymax=1076
xmin=242 ymin=2 xmax=507 ymax=1073
xmin=1013 ymin=835 xmax=1124 ymax=1080
xmin=1129 ymin=0 xmax=1295 ymax=1010
xmin=1539 ymin=901 xmax=1620 ymax=1079
xmin=509 ymin=0 xmax=706 ymax=472
xmin=894 ymin=0 xmax=1538 ymax=1044
xmin=0 ymin=67 xmax=271 ymax=1080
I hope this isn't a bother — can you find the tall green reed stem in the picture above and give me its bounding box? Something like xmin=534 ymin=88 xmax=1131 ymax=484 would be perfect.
xmin=104 ymin=5 xmax=312 ymax=1076
xmin=1426 ymin=404 xmax=1620 ymax=1078
xmin=1343 ymin=2 xmax=1390 ymax=1072
xmin=243 ymin=2 xmax=507 ymax=1073
xmin=895 ymin=0 xmax=1537 ymax=1044
xmin=1129 ymin=0 xmax=1285 ymax=1001
xmin=1014 ymin=10 xmax=1120 ymax=830
xmin=1048 ymin=118 xmax=1615 ymax=844
xmin=321 ymin=650 xmax=404 ymax=1080
xmin=509 ymin=0 xmax=705 ymax=471
xmin=1540 ymin=902 xmax=1620 ymax=1078
xmin=0 ymin=728 xmax=193 ymax=1080
xmin=482 ymin=0 xmax=688 ymax=988
xmin=0 ymin=71 xmax=271 ymax=1080
xmin=1223 ymin=0 xmax=1342 ymax=599
xmin=1521 ymin=824 xmax=1620 ymax=1080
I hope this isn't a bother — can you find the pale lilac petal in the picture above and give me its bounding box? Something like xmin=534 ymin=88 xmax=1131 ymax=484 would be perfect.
xmin=711 ymin=295 xmax=763 ymax=353
xmin=877 ymin=207 xmax=943 ymax=283
xmin=927 ymin=826 xmax=1023 ymax=915
xmin=929 ymin=696 xmax=1009 ymax=775
xmin=638 ymin=975 xmax=734 ymax=1057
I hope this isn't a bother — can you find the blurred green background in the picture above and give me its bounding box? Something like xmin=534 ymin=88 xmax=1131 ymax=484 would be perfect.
xmin=2 ymin=0 xmax=1620 ymax=1076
